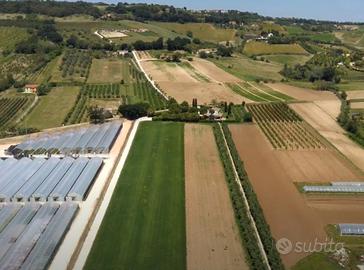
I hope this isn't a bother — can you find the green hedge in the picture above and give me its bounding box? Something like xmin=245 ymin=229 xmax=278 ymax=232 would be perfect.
xmin=212 ymin=124 xmax=269 ymax=270
xmin=220 ymin=123 xmax=284 ymax=270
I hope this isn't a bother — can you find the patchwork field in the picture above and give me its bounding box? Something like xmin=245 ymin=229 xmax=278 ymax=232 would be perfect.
xmin=229 ymin=124 xmax=364 ymax=267
xmin=184 ymin=124 xmax=248 ymax=270
xmin=87 ymin=58 xmax=124 ymax=84
xmin=244 ymin=41 xmax=308 ymax=56
xmin=351 ymin=101 xmax=364 ymax=109
xmin=84 ymin=122 xmax=185 ymax=270
xmin=347 ymin=90 xmax=364 ymax=100
xmin=141 ymin=60 xmax=245 ymax=104
xmin=151 ymin=22 xmax=236 ymax=42
xmin=290 ymin=102 xmax=364 ymax=171
xmin=21 ymin=86 xmax=80 ymax=130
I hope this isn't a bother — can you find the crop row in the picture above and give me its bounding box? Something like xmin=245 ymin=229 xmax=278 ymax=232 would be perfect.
xmin=248 ymin=102 xmax=301 ymax=123
xmin=86 ymin=84 xmax=121 ymax=99
xmin=0 ymin=97 xmax=30 ymax=128
xmin=213 ymin=124 xmax=284 ymax=270
xmin=132 ymin=81 xmax=167 ymax=110
xmin=60 ymin=50 xmax=92 ymax=78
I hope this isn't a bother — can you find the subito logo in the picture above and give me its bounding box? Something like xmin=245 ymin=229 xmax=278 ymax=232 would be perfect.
xmin=276 ymin=238 xmax=293 ymax=255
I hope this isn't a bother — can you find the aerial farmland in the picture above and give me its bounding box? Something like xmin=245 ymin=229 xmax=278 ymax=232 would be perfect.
xmin=0 ymin=1 xmax=364 ymax=270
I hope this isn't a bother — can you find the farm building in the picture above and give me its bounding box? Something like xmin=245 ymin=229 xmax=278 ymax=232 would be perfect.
xmin=24 ymin=84 xmax=38 ymax=94
xmin=0 ymin=157 xmax=103 ymax=202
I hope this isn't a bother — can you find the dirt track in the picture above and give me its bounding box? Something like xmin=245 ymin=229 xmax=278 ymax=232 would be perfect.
xmin=290 ymin=102 xmax=364 ymax=172
xmin=266 ymin=83 xmax=337 ymax=101
xmin=229 ymin=124 xmax=364 ymax=267
xmin=185 ymin=124 xmax=248 ymax=270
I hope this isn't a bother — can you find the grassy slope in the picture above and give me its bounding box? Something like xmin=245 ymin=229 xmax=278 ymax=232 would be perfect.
xmin=244 ymin=41 xmax=308 ymax=56
xmin=262 ymin=54 xmax=311 ymax=66
xmin=85 ymin=122 xmax=186 ymax=270
xmin=0 ymin=26 xmax=29 ymax=51
xmin=87 ymin=58 xmax=124 ymax=84
xmin=21 ymin=86 xmax=79 ymax=130
xmin=210 ymin=54 xmax=284 ymax=81
xmin=151 ymin=22 xmax=236 ymax=42
xmin=292 ymin=253 xmax=341 ymax=270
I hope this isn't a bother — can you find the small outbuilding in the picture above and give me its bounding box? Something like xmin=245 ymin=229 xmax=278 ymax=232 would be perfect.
xmin=24 ymin=84 xmax=38 ymax=94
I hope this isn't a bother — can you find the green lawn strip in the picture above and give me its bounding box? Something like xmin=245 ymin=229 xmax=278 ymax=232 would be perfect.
xmin=241 ymin=82 xmax=280 ymax=102
xmin=84 ymin=122 xmax=186 ymax=270
xmin=227 ymin=83 xmax=266 ymax=102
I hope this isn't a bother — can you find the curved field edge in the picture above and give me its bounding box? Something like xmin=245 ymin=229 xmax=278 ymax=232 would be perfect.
xmin=212 ymin=123 xmax=284 ymax=270
xmin=84 ymin=122 xmax=186 ymax=270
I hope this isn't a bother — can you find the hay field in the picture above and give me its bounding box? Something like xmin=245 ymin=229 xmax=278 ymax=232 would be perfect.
xmin=21 ymin=86 xmax=80 ymax=130
xmin=87 ymin=59 xmax=124 ymax=84
xmin=151 ymin=22 xmax=236 ymax=42
xmin=185 ymin=124 xmax=248 ymax=270
xmin=210 ymin=54 xmax=284 ymax=82
xmin=244 ymin=41 xmax=308 ymax=56
xmin=142 ymin=60 xmax=245 ymax=104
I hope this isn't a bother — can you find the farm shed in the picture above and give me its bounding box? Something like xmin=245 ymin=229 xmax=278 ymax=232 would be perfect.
xmin=0 ymin=203 xmax=78 ymax=269
xmin=13 ymin=121 xmax=122 ymax=156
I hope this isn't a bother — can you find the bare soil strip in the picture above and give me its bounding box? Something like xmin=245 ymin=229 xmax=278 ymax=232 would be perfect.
xmin=185 ymin=124 xmax=248 ymax=270
xmin=229 ymin=124 xmax=364 ymax=268
xmin=351 ymin=101 xmax=364 ymax=109
xmin=347 ymin=90 xmax=364 ymax=100
xmin=189 ymin=58 xmax=241 ymax=83
xmin=290 ymin=102 xmax=364 ymax=171
xmin=266 ymin=83 xmax=337 ymax=101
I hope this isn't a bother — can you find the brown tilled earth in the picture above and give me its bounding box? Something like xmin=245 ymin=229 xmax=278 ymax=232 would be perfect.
xmin=229 ymin=124 xmax=364 ymax=268
xmin=266 ymin=83 xmax=337 ymax=101
xmin=351 ymin=102 xmax=364 ymax=109
xmin=158 ymin=81 xmax=246 ymax=104
xmin=189 ymin=58 xmax=241 ymax=83
xmin=347 ymin=90 xmax=364 ymax=100
xmin=141 ymin=59 xmax=246 ymax=104
xmin=185 ymin=124 xmax=248 ymax=270
xmin=290 ymin=102 xmax=364 ymax=171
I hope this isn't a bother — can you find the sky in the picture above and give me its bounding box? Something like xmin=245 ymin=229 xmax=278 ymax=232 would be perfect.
xmin=100 ymin=0 xmax=364 ymax=22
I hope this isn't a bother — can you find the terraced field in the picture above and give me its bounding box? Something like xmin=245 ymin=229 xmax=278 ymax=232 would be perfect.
xmin=247 ymin=103 xmax=326 ymax=150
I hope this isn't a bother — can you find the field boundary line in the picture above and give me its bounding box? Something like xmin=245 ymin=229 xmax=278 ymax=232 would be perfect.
xmin=132 ymin=50 xmax=169 ymax=100
xmin=218 ymin=123 xmax=271 ymax=270
xmin=14 ymin=95 xmax=38 ymax=125
xmin=246 ymin=81 xmax=284 ymax=102
xmin=235 ymin=83 xmax=270 ymax=102
xmin=70 ymin=117 xmax=151 ymax=270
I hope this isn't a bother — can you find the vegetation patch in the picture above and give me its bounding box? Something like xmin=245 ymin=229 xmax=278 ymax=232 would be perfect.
xmin=244 ymin=41 xmax=308 ymax=56
xmin=21 ymin=86 xmax=79 ymax=130
xmin=0 ymin=96 xmax=33 ymax=130
xmin=85 ymin=122 xmax=186 ymax=270
xmin=0 ymin=26 xmax=29 ymax=51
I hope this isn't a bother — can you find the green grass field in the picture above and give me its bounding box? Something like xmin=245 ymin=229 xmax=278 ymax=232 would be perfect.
xmin=84 ymin=122 xmax=186 ymax=270
xmin=210 ymin=54 xmax=284 ymax=81
xmin=292 ymin=253 xmax=341 ymax=270
xmin=262 ymin=54 xmax=311 ymax=65
xmin=151 ymin=22 xmax=236 ymax=42
xmin=0 ymin=26 xmax=29 ymax=51
xmin=87 ymin=58 xmax=124 ymax=84
xmin=244 ymin=41 xmax=308 ymax=56
xmin=335 ymin=27 xmax=364 ymax=48
xmin=21 ymin=86 xmax=80 ymax=130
